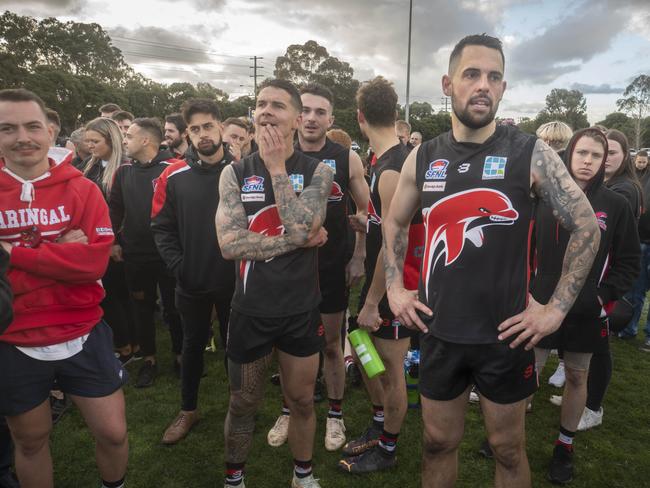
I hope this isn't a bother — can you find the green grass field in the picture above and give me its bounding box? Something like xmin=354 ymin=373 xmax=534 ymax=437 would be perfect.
xmin=51 ymin=305 xmax=650 ymax=488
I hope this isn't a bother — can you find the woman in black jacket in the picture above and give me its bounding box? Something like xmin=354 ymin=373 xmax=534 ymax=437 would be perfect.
xmin=531 ymin=128 xmax=640 ymax=484
xmin=83 ymin=117 xmax=138 ymax=363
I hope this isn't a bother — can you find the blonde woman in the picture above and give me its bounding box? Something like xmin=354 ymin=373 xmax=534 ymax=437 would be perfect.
xmin=536 ymin=121 xmax=573 ymax=153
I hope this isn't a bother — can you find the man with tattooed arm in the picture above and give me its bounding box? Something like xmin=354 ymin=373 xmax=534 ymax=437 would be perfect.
xmin=215 ymin=79 xmax=333 ymax=488
xmin=382 ymin=34 xmax=600 ymax=488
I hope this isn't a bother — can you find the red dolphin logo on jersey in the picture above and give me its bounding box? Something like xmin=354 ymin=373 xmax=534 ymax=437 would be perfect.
xmin=328 ymin=181 xmax=344 ymax=202
xmin=240 ymin=205 xmax=285 ymax=292
xmin=421 ymin=188 xmax=518 ymax=300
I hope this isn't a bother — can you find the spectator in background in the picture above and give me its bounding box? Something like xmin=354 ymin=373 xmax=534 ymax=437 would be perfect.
xmin=394 ymin=119 xmax=411 ymax=147
xmin=70 ymin=127 xmax=91 ymax=169
xmin=164 ymin=114 xmax=188 ymax=159
xmin=634 ymin=150 xmax=649 ymax=185
xmin=45 ymin=108 xmax=61 ymax=146
xmin=99 ymin=103 xmax=121 ymax=119
xmin=111 ymin=111 xmax=134 ymax=138
xmin=536 ymin=121 xmax=573 ymax=153
xmin=240 ymin=116 xmax=256 ymax=157
xmin=327 ymin=128 xmax=352 ymax=149
xmin=222 ymin=117 xmax=249 ymax=161
xmin=409 ymin=131 xmax=422 ymax=146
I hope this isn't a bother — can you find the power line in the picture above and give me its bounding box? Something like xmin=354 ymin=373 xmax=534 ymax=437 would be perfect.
xmin=112 ymin=36 xmax=251 ymax=59
xmin=121 ymin=50 xmax=255 ymax=69
xmin=134 ymin=64 xmax=252 ymax=80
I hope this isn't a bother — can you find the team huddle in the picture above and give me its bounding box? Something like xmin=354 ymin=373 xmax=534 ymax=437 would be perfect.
xmin=0 ymin=34 xmax=644 ymax=488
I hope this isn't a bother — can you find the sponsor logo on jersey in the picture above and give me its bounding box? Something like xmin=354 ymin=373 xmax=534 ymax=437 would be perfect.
xmin=425 ymin=159 xmax=449 ymax=180
xmin=457 ymin=163 xmax=471 ymax=174
xmin=482 ymin=156 xmax=507 ymax=180
xmin=289 ymin=173 xmax=304 ymax=192
xmin=323 ymin=159 xmax=336 ymax=171
xmin=240 ymin=205 xmax=285 ymax=292
xmin=328 ymin=181 xmax=344 ymax=202
xmin=242 ymin=175 xmax=265 ymax=192
xmin=595 ymin=211 xmax=608 ymax=231
xmin=421 ymin=188 xmax=519 ymax=300
xmin=96 ymin=227 xmax=114 ymax=236
xmin=423 ymin=181 xmax=446 ymax=192
xmin=241 ymin=193 xmax=265 ymax=202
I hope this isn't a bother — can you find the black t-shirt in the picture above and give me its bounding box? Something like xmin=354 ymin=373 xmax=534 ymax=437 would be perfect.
xmin=416 ymin=125 xmax=536 ymax=344
xmin=230 ymin=151 xmax=321 ymax=317
xmin=298 ymin=138 xmax=350 ymax=269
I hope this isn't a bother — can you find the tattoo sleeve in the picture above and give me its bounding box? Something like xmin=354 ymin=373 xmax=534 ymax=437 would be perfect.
xmin=531 ymin=139 xmax=600 ymax=314
xmin=384 ymin=225 xmax=409 ymax=290
xmin=216 ymin=165 xmax=298 ymax=261
xmin=270 ymin=163 xmax=334 ymax=246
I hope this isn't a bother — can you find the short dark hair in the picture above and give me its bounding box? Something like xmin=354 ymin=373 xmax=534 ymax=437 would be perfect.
xmin=165 ymin=113 xmax=187 ymax=133
xmin=449 ymin=34 xmax=504 ymax=74
xmin=223 ymin=117 xmax=249 ymax=131
xmin=180 ymin=98 xmax=222 ymax=125
xmin=99 ymin=103 xmax=121 ymax=114
xmin=638 ymin=150 xmax=649 ymax=158
xmin=133 ymin=117 xmax=163 ymax=144
xmin=300 ymin=83 xmax=334 ymax=109
xmin=356 ymin=76 xmax=398 ymax=128
xmin=45 ymin=108 xmax=61 ymax=128
xmin=0 ymin=88 xmax=47 ymax=116
xmin=259 ymin=79 xmax=302 ymax=112
xmin=112 ymin=110 xmax=134 ymax=122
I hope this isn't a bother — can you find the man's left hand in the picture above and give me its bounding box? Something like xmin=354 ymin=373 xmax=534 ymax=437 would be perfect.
xmin=497 ymin=296 xmax=565 ymax=350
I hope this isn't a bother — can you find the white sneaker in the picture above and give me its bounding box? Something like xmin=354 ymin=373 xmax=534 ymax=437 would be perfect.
xmin=267 ymin=414 xmax=290 ymax=447
xmin=548 ymin=362 xmax=566 ymax=388
xmin=291 ymin=474 xmax=321 ymax=488
xmin=577 ymin=407 xmax=603 ymax=431
xmin=549 ymin=395 xmax=563 ymax=406
xmin=324 ymin=417 xmax=346 ymax=451
xmin=469 ymin=387 xmax=480 ymax=403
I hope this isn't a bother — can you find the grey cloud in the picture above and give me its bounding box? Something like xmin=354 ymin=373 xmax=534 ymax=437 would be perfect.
xmin=570 ymin=83 xmax=623 ymax=94
xmin=508 ymin=3 xmax=627 ymax=84
xmin=0 ymin=0 xmax=85 ymax=15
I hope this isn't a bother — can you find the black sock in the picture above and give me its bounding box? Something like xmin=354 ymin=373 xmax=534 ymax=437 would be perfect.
xmin=102 ymin=478 xmax=125 ymax=488
xmin=327 ymin=398 xmax=343 ymax=419
xmin=378 ymin=429 xmax=398 ymax=456
xmin=294 ymin=459 xmax=312 ymax=479
xmin=225 ymin=462 xmax=245 ymax=486
xmin=372 ymin=404 xmax=384 ymax=430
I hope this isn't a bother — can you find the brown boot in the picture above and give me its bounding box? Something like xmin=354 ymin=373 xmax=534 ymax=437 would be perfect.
xmin=162 ymin=410 xmax=200 ymax=445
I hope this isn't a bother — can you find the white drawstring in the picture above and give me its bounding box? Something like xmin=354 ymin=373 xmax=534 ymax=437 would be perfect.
xmin=1 ymin=167 xmax=51 ymax=205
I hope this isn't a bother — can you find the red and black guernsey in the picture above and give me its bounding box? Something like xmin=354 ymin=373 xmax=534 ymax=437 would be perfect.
xmin=360 ymin=144 xmax=423 ymax=310
xmin=297 ymin=138 xmax=350 ymax=270
xmin=416 ymin=125 xmax=537 ymax=344
xmin=150 ymin=145 xmax=235 ymax=295
xmin=230 ymin=150 xmax=321 ymax=318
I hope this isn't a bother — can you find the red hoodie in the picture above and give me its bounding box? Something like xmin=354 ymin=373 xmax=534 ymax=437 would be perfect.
xmin=0 ymin=150 xmax=113 ymax=346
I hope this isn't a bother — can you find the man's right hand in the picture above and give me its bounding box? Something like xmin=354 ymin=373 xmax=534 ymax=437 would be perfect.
xmin=58 ymin=229 xmax=88 ymax=244
xmin=387 ymin=286 xmax=432 ymax=333
xmin=304 ymin=227 xmax=328 ymax=248
xmin=110 ymin=244 xmax=123 ymax=262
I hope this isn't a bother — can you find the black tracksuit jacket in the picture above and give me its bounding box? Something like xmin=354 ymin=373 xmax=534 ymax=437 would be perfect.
xmin=0 ymin=250 xmax=12 ymax=334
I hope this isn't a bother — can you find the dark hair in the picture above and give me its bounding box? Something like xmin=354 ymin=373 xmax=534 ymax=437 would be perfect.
xmin=449 ymin=34 xmax=504 ymax=74
xmin=564 ymin=128 xmax=608 ymax=195
xmin=99 ymin=103 xmax=121 ymax=114
xmin=223 ymin=117 xmax=249 ymax=131
xmin=112 ymin=110 xmax=134 ymax=122
xmin=165 ymin=113 xmax=187 ymax=133
xmin=606 ymin=129 xmax=643 ymax=197
xmin=0 ymin=89 xmax=47 ymax=116
xmin=356 ymin=76 xmax=398 ymax=128
xmin=133 ymin=117 xmax=163 ymax=144
xmin=180 ymin=98 xmax=222 ymax=125
xmin=258 ymin=79 xmax=302 ymax=112
xmin=638 ymin=150 xmax=648 ymax=158
xmin=45 ymin=108 xmax=60 ymax=128
xmin=300 ymin=83 xmax=334 ymax=108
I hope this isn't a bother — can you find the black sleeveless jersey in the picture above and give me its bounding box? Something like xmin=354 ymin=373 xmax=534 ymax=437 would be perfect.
xmin=362 ymin=144 xmax=423 ymax=308
xmin=415 ymin=125 xmax=537 ymax=344
xmin=298 ymin=138 xmax=350 ymax=269
xmin=230 ymin=151 xmax=321 ymax=317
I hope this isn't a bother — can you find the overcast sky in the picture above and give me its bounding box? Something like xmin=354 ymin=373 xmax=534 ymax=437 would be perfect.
xmin=2 ymin=0 xmax=649 ymax=123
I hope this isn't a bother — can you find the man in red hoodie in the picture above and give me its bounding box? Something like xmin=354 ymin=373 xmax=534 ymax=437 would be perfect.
xmin=0 ymin=89 xmax=128 ymax=488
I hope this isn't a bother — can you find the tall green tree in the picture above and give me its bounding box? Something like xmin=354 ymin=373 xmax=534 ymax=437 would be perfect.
xmin=538 ymin=88 xmax=589 ymax=130
xmin=617 ymin=74 xmax=650 ymax=149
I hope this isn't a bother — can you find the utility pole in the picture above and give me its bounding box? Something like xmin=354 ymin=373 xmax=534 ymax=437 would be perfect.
xmin=250 ymin=56 xmax=264 ymax=100
xmin=405 ymin=0 xmax=413 ymax=123
xmin=441 ymin=96 xmax=450 ymax=112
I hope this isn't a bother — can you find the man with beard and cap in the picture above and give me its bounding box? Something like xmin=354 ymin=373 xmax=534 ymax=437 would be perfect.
xmin=216 ymin=78 xmax=332 ymax=488
xmin=266 ymin=82 xmax=369 ymax=452
xmin=109 ymin=118 xmax=184 ymax=389
xmin=164 ymin=114 xmax=189 ymax=160
xmin=531 ymin=128 xmax=639 ymax=483
xmin=152 ymin=99 xmax=235 ymax=445
xmin=382 ymin=34 xmax=600 ymax=487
